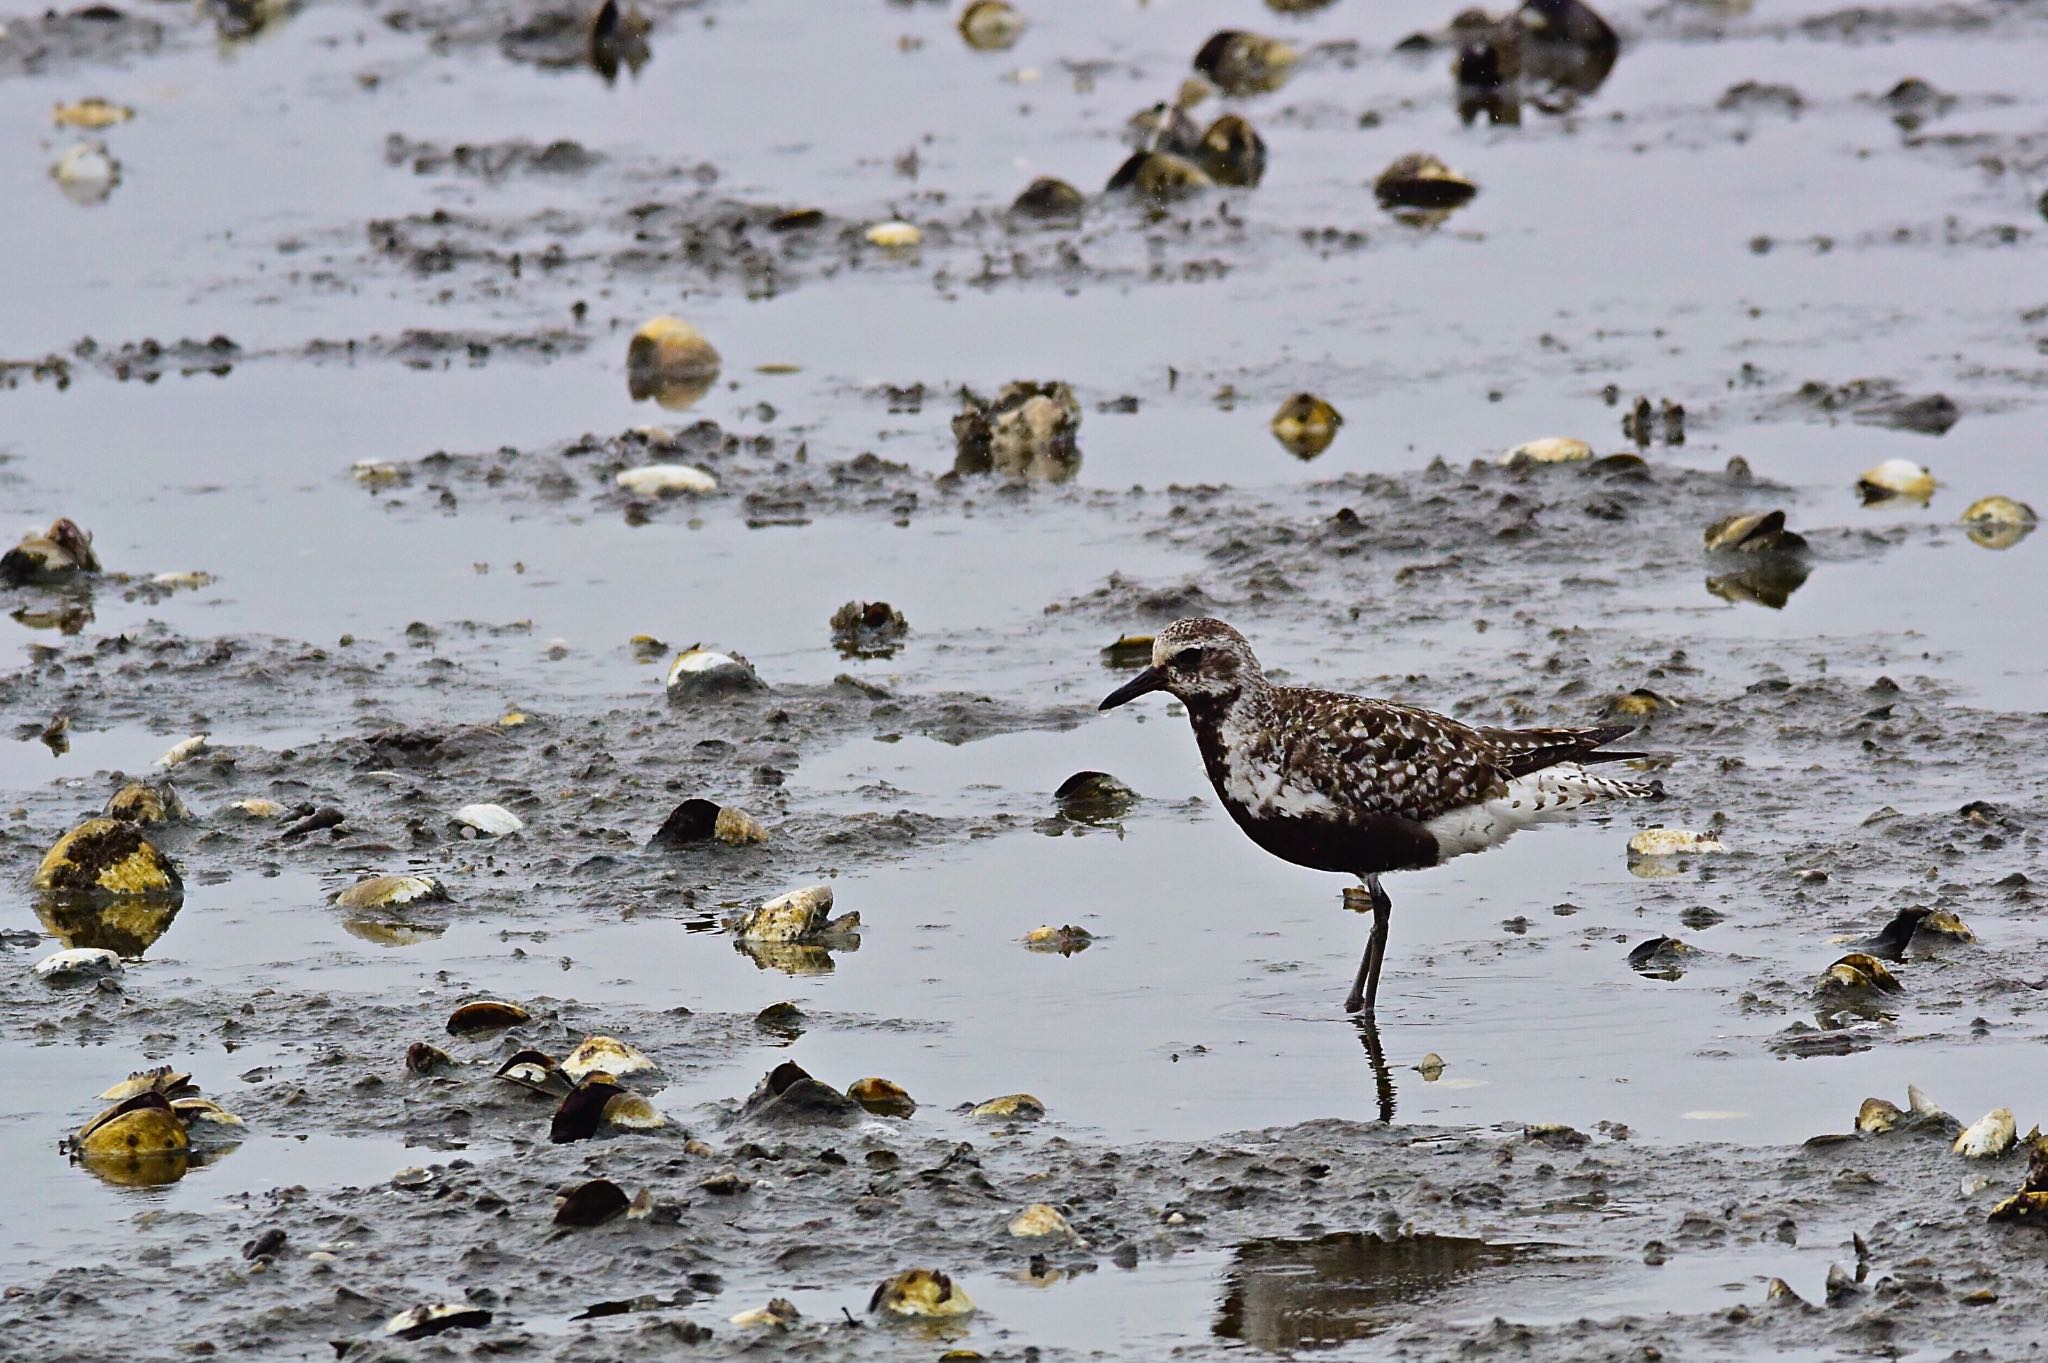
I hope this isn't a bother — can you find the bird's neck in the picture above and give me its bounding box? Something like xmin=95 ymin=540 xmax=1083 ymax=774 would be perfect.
xmin=1182 ymin=675 xmax=1274 ymax=757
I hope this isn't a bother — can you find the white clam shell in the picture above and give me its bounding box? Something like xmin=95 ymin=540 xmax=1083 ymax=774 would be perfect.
xmin=1627 ymin=828 xmax=1727 ymax=857
xmin=155 ymin=734 xmax=210 ymax=768
xmin=615 ymin=463 xmax=717 ymax=497
xmin=451 ymin=803 xmax=523 ymax=836
xmin=35 ymin=947 xmax=122 ymax=980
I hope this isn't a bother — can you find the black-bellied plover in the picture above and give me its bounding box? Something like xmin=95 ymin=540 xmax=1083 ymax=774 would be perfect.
xmin=1099 ymin=617 xmax=1662 ymax=1014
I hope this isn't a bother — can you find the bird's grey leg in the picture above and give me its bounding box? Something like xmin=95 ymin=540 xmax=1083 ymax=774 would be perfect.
xmin=1344 ymin=874 xmax=1394 ymax=1014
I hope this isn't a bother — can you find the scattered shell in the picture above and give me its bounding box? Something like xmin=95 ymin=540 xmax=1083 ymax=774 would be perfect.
xmin=384 ymin=1304 xmax=493 ymax=1340
xmin=1008 ymin=1203 xmax=1073 ymax=1240
xmin=104 ymin=781 xmax=189 ymax=825
xmin=35 ymin=947 xmax=122 ymax=981
xmin=171 ymin=1095 xmax=244 ymax=1127
xmin=0 ymin=517 xmax=100 ymax=584
xmin=732 ymin=884 xmax=846 ymax=943
xmin=1857 ymin=1097 xmax=1905 ymax=1134
xmin=1627 ymin=935 xmax=1694 ymax=979
xmin=871 ymin=1268 xmax=977 ymax=1320
xmin=601 ymin=1089 xmax=665 ymax=1131
xmin=1415 ymin=1052 xmax=1446 ymax=1081
xmin=1816 ymin=952 xmax=1902 ymax=995
xmin=864 ymin=220 xmax=924 ymax=249
xmin=555 ymin=1178 xmax=631 ymax=1227
xmin=52 ymin=142 xmax=119 ymax=204
xmin=649 ymin=798 xmax=768 ymax=848
xmin=155 ymin=734 xmax=210 ymax=768
xmin=451 ymin=803 xmax=523 ymax=837
xmin=954 ymin=381 xmax=1082 ymax=481
xmin=1192 ymin=29 xmax=1297 ymax=95
xmin=1375 ymin=153 xmax=1477 ymax=212
xmin=1955 ymin=1108 xmax=2017 ymax=1159
xmin=1199 ymin=113 xmax=1267 ymax=187
xmin=561 ymin=1035 xmax=655 ymax=1082
xmin=53 ymin=97 xmax=133 ymax=128
xmin=97 ymin=1068 xmax=194 ymax=1103
xmin=1626 ymin=828 xmax=1726 ymax=857
xmin=626 ymin=316 xmax=721 ymax=411
xmin=34 ymin=818 xmax=183 ymax=899
xmin=1106 ymin=150 xmax=1213 ymax=202
xmin=729 ymin=1299 xmax=801 ymax=1328
xmin=1101 ymin=634 xmax=1154 ymax=666
xmin=149 ymin=571 xmax=215 ymax=590
xmin=1502 ymin=436 xmax=1592 ymax=466
xmin=1054 ymin=770 xmax=1137 ymax=823
xmin=446 ymin=1000 xmax=531 ymax=1035
xmin=615 ymin=463 xmax=716 ymax=497
xmin=351 ymin=459 xmax=407 ymax=487
xmin=405 ymin=1042 xmax=455 ymax=1074
xmin=1960 ymin=495 xmax=2037 ymax=550
xmin=335 ymin=875 xmax=447 ymax=910
xmin=1856 ymin=458 xmax=1935 ymax=505
xmin=971 ymin=1093 xmax=1045 ymax=1121
xmin=1009 ymin=177 xmax=1085 ymax=221
xmin=665 ymin=646 xmax=767 ymax=700
xmin=78 ymin=1094 xmax=188 ymax=1163
xmin=958 ymin=0 xmax=1024 ymax=51
xmin=830 ymin=600 xmax=910 ymax=658
xmin=1602 ymin=688 xmax=1672 ymax=719
xmin=1270 ymin=394 xmax=1342 ymax=460
xmin=1704 ymin=509 xmax=1809 ymax=556
xmin=848 ymin=1077 xmax=917 ymax=1118
xmin=1022 ymin=924 xmax=1095 ymax=955
xmin=740 ymin=1061 xmax=865 ymax=1126
xmin=495 ymin=1049 xmax=572 ymax=1097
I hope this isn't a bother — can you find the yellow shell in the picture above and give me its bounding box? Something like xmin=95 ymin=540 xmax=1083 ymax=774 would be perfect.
xmin=1502 ymin=436 xmax=1592 ymax=466
xmin=848 ymin=1077 xmax=917 ymax=1118
xmin=53 ymin=98 xmax=133 ymax=129
xmin=713 ymin=807 xmax=768 ymax=845
xmin=1270 ymin=394 xmax=1342 ymax=459
xmin=733 ymin=885 xmax=835 ymax=943
xmin=561 ymin=1035 xmax=655 ymax=1081
xmin=104 ymin=781 xmax=187 ymax=825
xmin=96 ymin=1068 xmax=194 ymax=1102
xmin=1856 ymin=1098 xmax=1903 ymax=1133
xmin=626 ymin=316 xmax=721 ymax=411
xmin=864 ymin=220 xmax=924 ymax=249
xmin=870 ymin=1268 xmax=977 ymax=1319
xmin=336 ymin=874 xmax=446 ymax=910
xmin=958 ymin=0 xmax=1025 ymax=51
xmin=1855 ymin=458 xmax=1934 ymax=504
xmin=1007 ymin=1203 xmax=1072 ymax=1239
xmin=1961 ymin=495 xmax=2037 ymax=550
xmin=970 ymin=1093 xmax=1045 ymax=1120
xmin=1627 ymin=828 xmax=1725 ymax=857
xmin=80 ymin=1104 xmax=189 ymax=1160
xmin=34 ymin=818 xmax=182 ymax=898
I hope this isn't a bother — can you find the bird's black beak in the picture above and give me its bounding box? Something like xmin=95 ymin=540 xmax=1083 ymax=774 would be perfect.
xmin=1099 ymin=665 xmax=1168 ymax=711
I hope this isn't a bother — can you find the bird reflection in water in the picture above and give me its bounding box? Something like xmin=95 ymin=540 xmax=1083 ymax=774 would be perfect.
xmin=1216 ymin=1230 xmax=1528 ymax=1350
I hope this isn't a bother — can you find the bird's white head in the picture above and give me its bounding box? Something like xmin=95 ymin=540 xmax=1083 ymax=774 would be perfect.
xmin=1099 ymin=617 xmax=1265 ymax=711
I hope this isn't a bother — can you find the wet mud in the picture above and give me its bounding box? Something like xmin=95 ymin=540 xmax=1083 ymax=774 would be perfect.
xmin=4 ymin=0 xmax=2046 ymax=1358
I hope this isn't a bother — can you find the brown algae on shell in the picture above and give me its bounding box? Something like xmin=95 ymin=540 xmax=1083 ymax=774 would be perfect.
xmin=446 ymin=1000 xmax=531 ymax=1035
xmin=104 ymin=781 xmax=189 ymax=825
xmin=830 ymin=600 xmax=910 ymax=658
xmin=848 ymin=1077 xmax=917 ymax=1118
xmin=870 ymin=1268 xmax=977 ymax=1319
xmin=1054 ymin=770 xmax=1137 ymax=824
xmin=953 ymin=381 xmax=1082 ymax=481
xmin=626 ymin=315 xmax=721 ymax=411
xmin=1269 ymin=394 xmax=1342 ymax=460
xmin=1627 ymin=828 xmax=1726 ymax=858
xmin=730 ymin=884 xmax=859 ymax=945
xmin=1022 ymin=924 xmax=1095 ymax=955
xmin=335 ymin=874 xmax=448 ymax=910
xmin=34 ymin=818 xmax=183 ymax=900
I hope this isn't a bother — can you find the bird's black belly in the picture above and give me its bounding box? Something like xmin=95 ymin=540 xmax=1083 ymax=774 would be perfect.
xmin=1219 ymin=799 xmax=1440 ymax=876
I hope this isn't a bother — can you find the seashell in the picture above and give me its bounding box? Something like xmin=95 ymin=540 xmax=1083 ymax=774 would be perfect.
xmin=954 ymin=380 xmax=1083 ymax=481
xmin=1704 ymin=509 xmax=1809 ymax=556
xmin=1054 ymin=770 xmax=1138 ymax=824
xmin=864 ymin=220 xmax=924 ymax=249
xmin=1602 ymin=688 xmax=1671 ymax=719
xmin=150 ymin=571 xmax=215 ymax=590
xmin=830 ymin=600 xmax=909 ymax=658
xmin=1856 ymin=458 xmax=1935 ymax=505
xmin=1102 ymin=634 xmax=1154 ymax=667
xmin=1106 ymin=150 xmax=1214 ymax=202
xmin=384 ymin=1304 xmax=493 ymax=1340
xmin=626 ymin=316 xmax=721 ymax=411
xmin=971 ymin=1093 xmax=1045 ymax=1121
xmin=351 ymin=459 xmax=408 ymax=487
xmin=698 ymin=1166 xmax=752 ymax=1194
xmin=1627 ymin=935 xmax=1693 ymax=979
xmin=35 ymin=947 xmax=123 ymax=981
xmin=1009 ymin=177 xmax=1085 ymax=221
xmin=1502 ymin=436 xmax=1591 ymax=466
xmin=551 ymin=1074 xmax=667 ymax=1141
xmin=0 ymin=517 xmax=100 ymax=584
xmin=34 ymin=818 xmax=183 ymax=899
xmin=649 ymin=797 xmax=768 ymax=848
xmin=587 ymin=0 xmax=650 ymax=81
xmin=1270 ymin=394 xmax=1342 ymax=460
xmin=1199 ymin=114 xmax=1267 ymax=187
xmin=848 ymin=1076 xmax=916 ymax=1118
xmin=52 ymin=142 xmax=119 ymax=204
xmin=170 ymin=1095 xmax=244 ymax=1127
xmin=740 ymin=1060 xmax=864 ymax=1126
xmin=446 ymin=1000 xmax=531 ymax=1035
xmin=554 ymin=1178 xmax=630 ymax=1226
xmin=601 ymin=1089 xmax=664 ymax=1130
xmin=53 ymin=98 xmax=133 ymax=129
xmin=958 ymin=0 xmax=1025 ymax=51
xmin=1857 ymin=1097 xmax=1904 ymax=1134
xmin=1415 ymin=1052 xmax=1447 ymax=1081
xmin=730 ymin=1299 xmax=800 ymax=1328
xmin=871 ymin=1268 xmax=977 ymax=1319
xmin=1960 ymin=495 xmax=2037 ymax=551
xmin=495 ymin=1048 xmax=571 ymax=1096
xmin=1375 ymin=153 xmax=1478 ymax=212
xmin=1022 ymin=924 xmax=1094 ymax=955
xmin=155 ymin=734 xmax=209 ymax=768
xmin=561 ymin=1035 xmax=655 ymax=1082
xmin=1816 ymin=952 xmax=1902 ymax=995
xmin=1909 ymin=1084 xmax=1951 ymax=1122
xmin=1008 ymin=1204 xmax=1072 ymax=1239
xmin=1627 ymin=828 xmax=1726 ymax=857
xmin=665 ymin=645 xmax=766 ymax=700
xmin=335 ymin=874 xmax=447 ymax=910
xmin=614 ymin=462 xmax=716 ymax=497
xmin=1192 ymin=29 xmax=1297 ymax=95
xmin=732 ymin=884 xmax=839 ymax=943
xmin=406 ymin=1042 xmax=455 ymax=1074
xmin=78 ymin=1093 xmax=188 ymax=1161
xmin=1954 ymin=1108 xmax=2016 ymax=1159
xmin=97 ymin=1068 xmax=195 ymax=1102
xmin=451 ymin=803 xmax=523 ymax=837
xmin=1126 ymin=98 xmax=1204 ymax=156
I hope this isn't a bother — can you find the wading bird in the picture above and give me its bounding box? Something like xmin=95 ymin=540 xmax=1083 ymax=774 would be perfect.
xmin=1099 ymin=617 xmax=1661 ymax=1014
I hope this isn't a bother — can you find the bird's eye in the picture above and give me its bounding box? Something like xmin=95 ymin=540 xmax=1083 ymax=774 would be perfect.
xmin=1171 ymin=647 xmax=1203 ymax=671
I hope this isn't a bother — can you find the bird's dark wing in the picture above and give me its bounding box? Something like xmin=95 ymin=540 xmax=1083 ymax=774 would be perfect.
xmin=1477 ymin=723 xmax=1642 ymax=778
xmin=1272 ymin=689 xmax=1508 ymax=823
